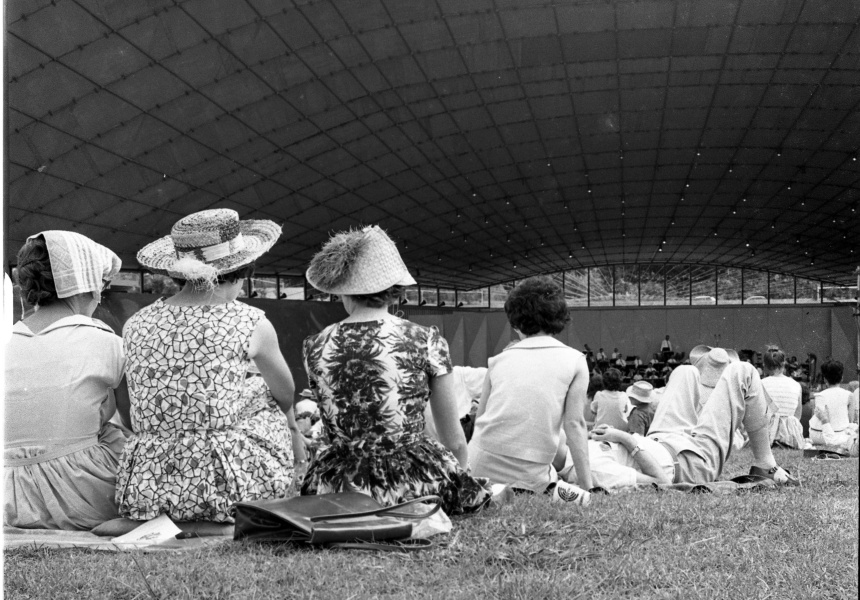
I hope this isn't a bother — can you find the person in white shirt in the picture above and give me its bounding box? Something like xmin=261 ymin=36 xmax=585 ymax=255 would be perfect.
xmin=660 ymin=335 xmax=673 ymax=360
xmin=813 ymin=404 xmax=858 ymax=456
xmin=760 ymin=346 xmax=804 ymax=448
xmin=809 ymin=360 xmax=853 ymax=447
xmin=848 ymin=382 xmax=859 ymax=424
xmin=469 ymin=276 xmax=593 ymax=493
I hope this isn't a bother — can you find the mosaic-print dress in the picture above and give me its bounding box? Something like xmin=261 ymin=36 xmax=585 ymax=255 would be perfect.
xmin=116 ymin=299 xmax=293 ymax=522
xmin=301 ymin=318 xmax=491 ymax=515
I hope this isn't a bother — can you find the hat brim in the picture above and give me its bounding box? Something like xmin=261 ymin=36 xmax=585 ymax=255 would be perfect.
xmin=136 ymin=219 xmax=281 ymax=278
xmin=626 ymin=385 xmax=653 ymax=403
xmin=307 ymin=271 xmax=417 ymax=295
xmin=689 ymin=345 xmax=712 ymax=365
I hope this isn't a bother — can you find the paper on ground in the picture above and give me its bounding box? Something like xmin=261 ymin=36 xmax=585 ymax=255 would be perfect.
xmin=112 ymin=514 xmax=182 ymax=547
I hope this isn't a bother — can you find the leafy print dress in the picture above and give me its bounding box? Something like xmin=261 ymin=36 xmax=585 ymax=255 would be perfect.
xmin=116 ymin=299 xmax=294 ymax=522
xmin=301 ymin=318 xmax=491 ymax=515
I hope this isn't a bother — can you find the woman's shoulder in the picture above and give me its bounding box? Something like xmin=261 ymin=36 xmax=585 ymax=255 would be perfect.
xmin=233 ymin=300 xmax=265 ymax=317
xmin=385 ymin=317 xmax=441 ymax=341
xmin=304 ymin=321 xmax=339 ymax=345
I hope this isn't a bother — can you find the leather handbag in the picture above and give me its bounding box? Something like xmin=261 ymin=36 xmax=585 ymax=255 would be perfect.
xmin=232 ymin=492 xmax=441 ymax=551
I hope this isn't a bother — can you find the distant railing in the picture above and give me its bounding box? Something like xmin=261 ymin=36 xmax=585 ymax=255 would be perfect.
xmin=108 ymin=264 xmax=857 ymax=308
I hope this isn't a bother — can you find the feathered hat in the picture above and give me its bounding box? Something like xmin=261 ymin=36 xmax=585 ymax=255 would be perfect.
xmin=306 ymin=225 xmax=416 ymax=295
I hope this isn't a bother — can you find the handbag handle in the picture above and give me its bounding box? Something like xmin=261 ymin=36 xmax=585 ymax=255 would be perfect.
xmin=310 ymin=495 xmax=442 ymax=523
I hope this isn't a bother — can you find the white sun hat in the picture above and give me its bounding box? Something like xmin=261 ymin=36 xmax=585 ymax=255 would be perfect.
xmin=626 ymin=381 xmax=654 ymax=403
xmin=306 ymin=225 xmax=416 ymax=295
xmin=693 ymin=346 xmax=733 ymax=388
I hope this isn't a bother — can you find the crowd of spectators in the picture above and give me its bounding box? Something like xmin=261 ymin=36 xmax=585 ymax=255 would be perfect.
xmin=4 ymin=214 xmax=854 ymax=535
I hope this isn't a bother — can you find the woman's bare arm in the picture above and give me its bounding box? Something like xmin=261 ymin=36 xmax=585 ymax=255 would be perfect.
xmin=562 ymin=355 xmax=593 ymax=490
xmin=430 ymin=373 xmax=468 ymax=467
xmin=590 ymin=425 xmax=672 ymax=484
xmin=248 ymin=318 xmax=295 ymax=415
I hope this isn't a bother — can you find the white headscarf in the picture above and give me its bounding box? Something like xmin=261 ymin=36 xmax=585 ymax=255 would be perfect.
xmin=27 ymin=231 xmax=121 ymax=299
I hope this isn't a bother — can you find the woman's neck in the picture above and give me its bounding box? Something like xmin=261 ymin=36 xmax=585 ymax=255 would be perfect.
xmin=342 ymin=305 xmax=392 ymax=322
xmin=519 ymin=331 xmax=550 ymax=339
xmin=166 ymin=282 xmax=240 ymax=306
xmin=23 ymin=298 xmax=87 ymax=333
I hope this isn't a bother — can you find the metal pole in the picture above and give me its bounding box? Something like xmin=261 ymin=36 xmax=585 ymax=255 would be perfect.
xmin=855 ymin=266 xmax=859 ymax=378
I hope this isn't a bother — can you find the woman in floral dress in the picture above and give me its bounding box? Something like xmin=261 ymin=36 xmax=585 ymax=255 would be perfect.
xmin=116 ymin=209 xmax=297 ymax=523
xmin=301 ymin=225 xmax=491 ymax=515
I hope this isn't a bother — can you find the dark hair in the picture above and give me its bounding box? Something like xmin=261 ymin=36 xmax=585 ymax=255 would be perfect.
xmin=602 ymin=368 xmax=623 ymax=391
xmin=763 ymin=346 xmax=786 ymax=374
xmin=820 ymin=359 xmax=843 ymax=385
xmin=504 ymin=276 xmax=569 ymax=335
xmin=351 ymin=285 xmax=405 ymax=309
xmin=218 ymin=262 xmax=256 ymax=285
xmin=15 ymin=235 xmax=58 ymax=307
xmin=587 ymin=374 xmax=604 ymax=400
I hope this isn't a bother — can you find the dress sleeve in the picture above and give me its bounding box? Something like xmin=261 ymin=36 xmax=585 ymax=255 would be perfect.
xmin=426 ymin=326 xmax=453 ymax=378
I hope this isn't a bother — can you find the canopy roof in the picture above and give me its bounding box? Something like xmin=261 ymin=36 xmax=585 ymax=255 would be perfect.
xmin=6 ymin=0 xmax=859 ymax=289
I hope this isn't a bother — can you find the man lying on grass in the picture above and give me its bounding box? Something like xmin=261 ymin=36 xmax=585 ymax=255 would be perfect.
xmin=560 ymin=347 xmax=799 ymax=489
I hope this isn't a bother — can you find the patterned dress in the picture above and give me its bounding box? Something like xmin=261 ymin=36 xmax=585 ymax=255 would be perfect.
xmin=116 ymin=299 xmax=294 ymax=522
xmin=301 ymin=318 xmax=491 ymax=515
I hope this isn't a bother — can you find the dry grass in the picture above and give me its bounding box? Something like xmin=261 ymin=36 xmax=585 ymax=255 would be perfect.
xmin=4 ymin=448 xmax=858 ymax=600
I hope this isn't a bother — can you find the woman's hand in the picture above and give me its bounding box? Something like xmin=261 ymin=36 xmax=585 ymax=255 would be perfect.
xmin=814 ymin=404 xmax=831 ymax=425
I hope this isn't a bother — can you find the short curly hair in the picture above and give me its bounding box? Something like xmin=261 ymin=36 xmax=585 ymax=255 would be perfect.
xmin=15 ymin=235 xmax=58 ymax=307
xmin=820 ymin=359 xmax=843 ymax=385
xmin=504 ymin=276 xmax=569 ymax=335
xmin=351 ymin=285 xmax=405 ymax=309
xmin=602 ymin=368 xmax=623 ymax=391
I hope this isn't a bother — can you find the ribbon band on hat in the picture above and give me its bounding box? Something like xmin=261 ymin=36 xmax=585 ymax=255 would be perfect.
xmin=175 ymin=234 xmax=246 ymax=262
xmin=136 ymin=208 xmax=281 ymax=282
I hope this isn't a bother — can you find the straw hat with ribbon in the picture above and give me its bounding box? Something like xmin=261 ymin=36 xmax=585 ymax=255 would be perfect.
xmin=136 ymin=209 xmax=281 ymax=285
xmin=306 ymin=225 xmax=416 ymax=295
xmin=690 ymin=345 xmax=735 ymax=388
xmin=626 ymin=381 xmax=654 ymax=404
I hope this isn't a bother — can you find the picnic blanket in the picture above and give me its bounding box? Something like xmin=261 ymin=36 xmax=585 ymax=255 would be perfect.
xmin=4 ymin=518 xmax=233 ymax=553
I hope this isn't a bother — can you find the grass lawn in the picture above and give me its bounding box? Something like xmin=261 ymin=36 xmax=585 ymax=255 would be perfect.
xmin=4 ymin=448 xmax=858 ymax=600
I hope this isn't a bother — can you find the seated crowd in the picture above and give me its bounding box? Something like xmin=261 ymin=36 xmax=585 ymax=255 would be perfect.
xmin=4 ymin=211 xmax=855 ymax=533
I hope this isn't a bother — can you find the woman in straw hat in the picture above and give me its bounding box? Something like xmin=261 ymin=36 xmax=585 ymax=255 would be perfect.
xmin=5 ymin=231 xmax=127 ymax=529
xmin=302 ymin=225 xmax=491 ymax=514
xmin=116 ymin=209 xmax=296 ymax=523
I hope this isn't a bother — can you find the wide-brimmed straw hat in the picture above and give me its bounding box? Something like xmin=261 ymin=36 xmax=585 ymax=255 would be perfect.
xmin=692 ymin=346 xmax=733 ymax=388
xmin=626 ymin=381 xmax=654 ymax=403
xmin=306 ymin=225 xmax=416 ymax=295
xmin=136 ymin=209 xmax=281 ymax=282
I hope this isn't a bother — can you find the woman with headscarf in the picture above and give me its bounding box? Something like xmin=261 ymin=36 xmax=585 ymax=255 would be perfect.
xmin=5 ymin=231 xmax=127 ymax=530
xmin=301 ymin=225 xmax=491 ymax=515
xmin=116 ymin=209 xmax=296 ymax=523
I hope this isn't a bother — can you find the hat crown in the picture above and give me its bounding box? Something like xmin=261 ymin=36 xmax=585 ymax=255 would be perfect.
xmin=306 ymin=225 xmax=416 ymax=295
xmin=627 ymin=381 xmax=654 ymax=402
xmin=171 ymin=209 xmax=241 ymax=250
xmin=704 ymin=348 xmax=729 ymax=366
